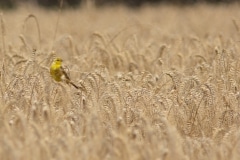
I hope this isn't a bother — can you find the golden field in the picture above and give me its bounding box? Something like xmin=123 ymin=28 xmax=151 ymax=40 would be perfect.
xmin=0 ymin=3 xmax=240 ymax=160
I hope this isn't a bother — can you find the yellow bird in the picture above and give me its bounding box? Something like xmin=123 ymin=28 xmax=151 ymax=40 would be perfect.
xmin=50 ymin=57 xmax=84 ymax=90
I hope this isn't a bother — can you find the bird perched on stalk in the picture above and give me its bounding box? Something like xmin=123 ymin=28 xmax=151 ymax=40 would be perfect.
xmin=50 ymin=57 xmax=85 ymax=91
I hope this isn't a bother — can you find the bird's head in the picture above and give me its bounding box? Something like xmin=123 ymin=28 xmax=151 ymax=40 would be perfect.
xmin=54 ymin=57 xmax=63 ymax=65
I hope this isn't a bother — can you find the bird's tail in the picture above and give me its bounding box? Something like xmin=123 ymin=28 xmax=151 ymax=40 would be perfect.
xmin=69 ymin=81 xmax=86 ymax=91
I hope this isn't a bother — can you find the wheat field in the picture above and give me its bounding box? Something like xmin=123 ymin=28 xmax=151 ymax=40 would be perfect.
xmin=0 ymin=3 xmax=240 ymax=160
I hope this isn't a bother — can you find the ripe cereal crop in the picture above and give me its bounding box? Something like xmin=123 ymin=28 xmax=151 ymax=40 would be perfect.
xmin=0 ymin=3 xmax=240 ymax=160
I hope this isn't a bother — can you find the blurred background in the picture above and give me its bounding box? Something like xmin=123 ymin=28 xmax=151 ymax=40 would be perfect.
xmin=0 ymin=0 xmax=238 ymax=9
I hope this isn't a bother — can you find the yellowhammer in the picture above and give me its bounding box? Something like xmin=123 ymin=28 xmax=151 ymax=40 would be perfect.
xmin=50 ymin=57 xmax=85 ymax=90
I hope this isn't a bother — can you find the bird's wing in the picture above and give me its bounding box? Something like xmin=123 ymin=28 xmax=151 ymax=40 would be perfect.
xmin=60 ymin=66 xmax=71 ymax=81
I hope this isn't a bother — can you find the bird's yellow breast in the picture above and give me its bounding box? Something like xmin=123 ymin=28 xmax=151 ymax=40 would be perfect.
xmin=50 ymin=61 xmax=62 ymax=82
